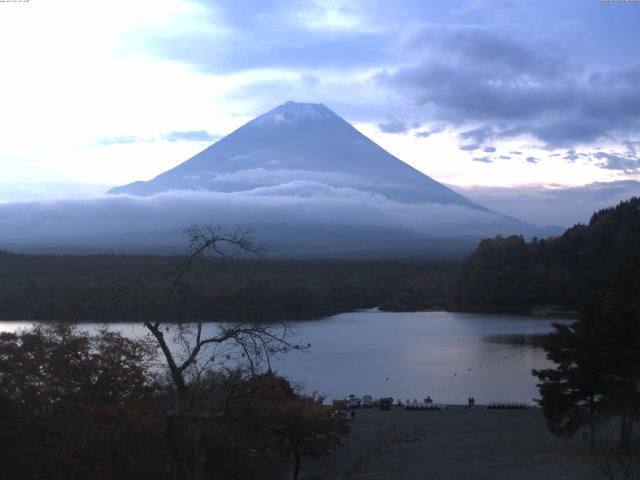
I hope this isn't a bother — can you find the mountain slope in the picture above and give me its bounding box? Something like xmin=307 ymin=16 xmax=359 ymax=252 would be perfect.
xmin=109 ymin=102 xmax=483 ymax=210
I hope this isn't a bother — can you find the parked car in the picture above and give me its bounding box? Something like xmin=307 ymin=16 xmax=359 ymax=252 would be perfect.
xmin=345 ymin=394 xmax=361 ymax=408
xmin=362 ymin=395 xmax=375 ymax=408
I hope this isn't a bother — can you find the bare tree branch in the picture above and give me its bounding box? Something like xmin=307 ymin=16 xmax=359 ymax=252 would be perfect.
xmin=112 ymin=224 xmax=301 ymax=480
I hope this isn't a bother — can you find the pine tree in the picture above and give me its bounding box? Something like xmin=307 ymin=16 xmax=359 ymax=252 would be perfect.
xmin=534 ymin=294 xmax=640 ymax=448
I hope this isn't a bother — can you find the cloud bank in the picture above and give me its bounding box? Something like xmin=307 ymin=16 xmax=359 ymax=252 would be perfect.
xmin=376 ymin=21 xmax=640 ymax=153
xmin=0 ymin=183 xmax=529 ymax=252
xmin=455 ymin=180 xmax=640 ymax=227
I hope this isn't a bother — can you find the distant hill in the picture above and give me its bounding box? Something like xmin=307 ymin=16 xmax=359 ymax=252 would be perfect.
xmin=450 ymin=197 xmax=640 ymax=312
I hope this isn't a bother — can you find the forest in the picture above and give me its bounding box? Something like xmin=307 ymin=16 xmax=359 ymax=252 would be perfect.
xmin=0 ymin=252 xmax=452 ymax=322
xmin=449 ymin=197 xmax=640 ymax=314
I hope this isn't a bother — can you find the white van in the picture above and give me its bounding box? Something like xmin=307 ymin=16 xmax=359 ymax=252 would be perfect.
xmin=361 ymin=395 xmax=375 ymax=408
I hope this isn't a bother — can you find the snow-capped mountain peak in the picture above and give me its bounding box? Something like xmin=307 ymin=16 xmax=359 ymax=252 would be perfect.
xmin=108 ymin=101 xmax=484 ymax=209
xmin=249 ymin=101 xmax=338 ymax=126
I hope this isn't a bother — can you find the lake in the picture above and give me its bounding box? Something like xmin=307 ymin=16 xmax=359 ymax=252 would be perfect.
xmin=0 ymin=310 xmax=569 ymax=404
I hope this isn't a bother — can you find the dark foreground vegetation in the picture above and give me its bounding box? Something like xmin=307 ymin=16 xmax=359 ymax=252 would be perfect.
xmin=530 ymin=198 xmax=640 ymax=480
xmin=0 ymin=324 xmax=348 ymax=480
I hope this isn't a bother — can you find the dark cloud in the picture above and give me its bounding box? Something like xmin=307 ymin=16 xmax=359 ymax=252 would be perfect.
xmin=625 ymin=140 xmax=639 ymax=156
xmin=377 ymin=24 xmax=572 ymax=126
xmin=414 ymin=124 xmax=445 ymax=138
xmin=473 ymin=156 xmax=492 ymax=163
xmin=459 ymin=126 xmax=494 ymax=144
xmin=459 ymin=144 xmax=480 ymax=151
xmin=564 ymin=149 xmax=579 ymax=162
xmin=593 ymin=152 xmax=640 ymax=173
xmin=377 ymin=22 xmax=640 ymax=147
xmin=148 ymin=1 xmax=392 ymax=74
xmin=377 ymin=115 xmax=418 ymax=134
xmin=530 ymin=117 xmax=611 ymax=146
xmin=526 ymin=156 xmax=540 ymax=164
xmin=499 ymin=155 xmax=511 ymax=159
xmin=397 ymin=23 xmax=562 ymax=79
xmin=483 ymin=146 xmax=496 ymax=153
xmin=163 ymin=130 xmax=221 ymax=143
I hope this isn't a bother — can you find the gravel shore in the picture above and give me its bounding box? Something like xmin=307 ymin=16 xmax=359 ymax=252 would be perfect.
xmin=303 ymin=406 xmax=597 ymax=480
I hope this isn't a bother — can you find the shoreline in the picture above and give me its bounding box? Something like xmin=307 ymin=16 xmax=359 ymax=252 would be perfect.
xmin=0 ymin=307 xmax=577 ymax=324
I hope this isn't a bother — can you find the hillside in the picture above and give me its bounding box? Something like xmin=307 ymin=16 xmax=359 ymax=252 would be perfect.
xmin=449 ymin=197 xmax=640 ymax=313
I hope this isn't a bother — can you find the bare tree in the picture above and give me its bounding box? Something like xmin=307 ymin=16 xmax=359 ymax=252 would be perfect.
xmin=584 ymin=438 xmax=640 ymax=480
xmin=116 ymin=224 xmax=302 ymax=480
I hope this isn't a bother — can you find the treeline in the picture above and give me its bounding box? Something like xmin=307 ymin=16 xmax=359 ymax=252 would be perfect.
xmin=0 ymin=253 xmax=453 ymax=322
xmin=450 ymin=197 xmax=640 ymax=313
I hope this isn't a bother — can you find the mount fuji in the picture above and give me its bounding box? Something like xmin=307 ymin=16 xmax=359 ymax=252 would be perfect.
xmin=110 ymin=102 xmax=481 ymax=208
xmin=0 ymin=102 xmax=557 ymax=256
xmin=102 ymin=102 xmax=548 ymax=256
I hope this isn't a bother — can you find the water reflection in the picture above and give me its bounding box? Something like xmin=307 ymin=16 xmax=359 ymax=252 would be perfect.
xmin=484 ymin=333 xmax=550 ymax=347
xmin=0 ymin=311 xmax=571 ymax=404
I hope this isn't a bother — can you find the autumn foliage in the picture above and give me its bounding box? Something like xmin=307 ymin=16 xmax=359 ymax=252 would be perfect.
xmin=0 ymin=325 xmax=348 ymax=480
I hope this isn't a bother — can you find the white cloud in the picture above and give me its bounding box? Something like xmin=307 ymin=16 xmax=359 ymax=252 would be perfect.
xmin=294 ymin=0 xmax=381 ymax=33
xmin=356 ymin=124 xmax=620 ymax=187
xmin=0 ymin=184 xmax=514 ymax=246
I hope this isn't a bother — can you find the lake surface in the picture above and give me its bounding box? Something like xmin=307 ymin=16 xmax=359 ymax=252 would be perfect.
xmin=0 ymin=310 xmax=570 ymax=404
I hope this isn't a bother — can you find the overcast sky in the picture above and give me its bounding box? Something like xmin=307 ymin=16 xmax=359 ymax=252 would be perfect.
xmin=1 ymin=0 xmax=639 ymax=191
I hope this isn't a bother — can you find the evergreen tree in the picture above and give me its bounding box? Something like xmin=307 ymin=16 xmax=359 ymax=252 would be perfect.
xmin=534 ymin=289 xmax=640 ymax=448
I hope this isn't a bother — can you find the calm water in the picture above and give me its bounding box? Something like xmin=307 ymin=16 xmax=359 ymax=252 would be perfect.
xmin=0 ymin=310 xmax=569 ymax=404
